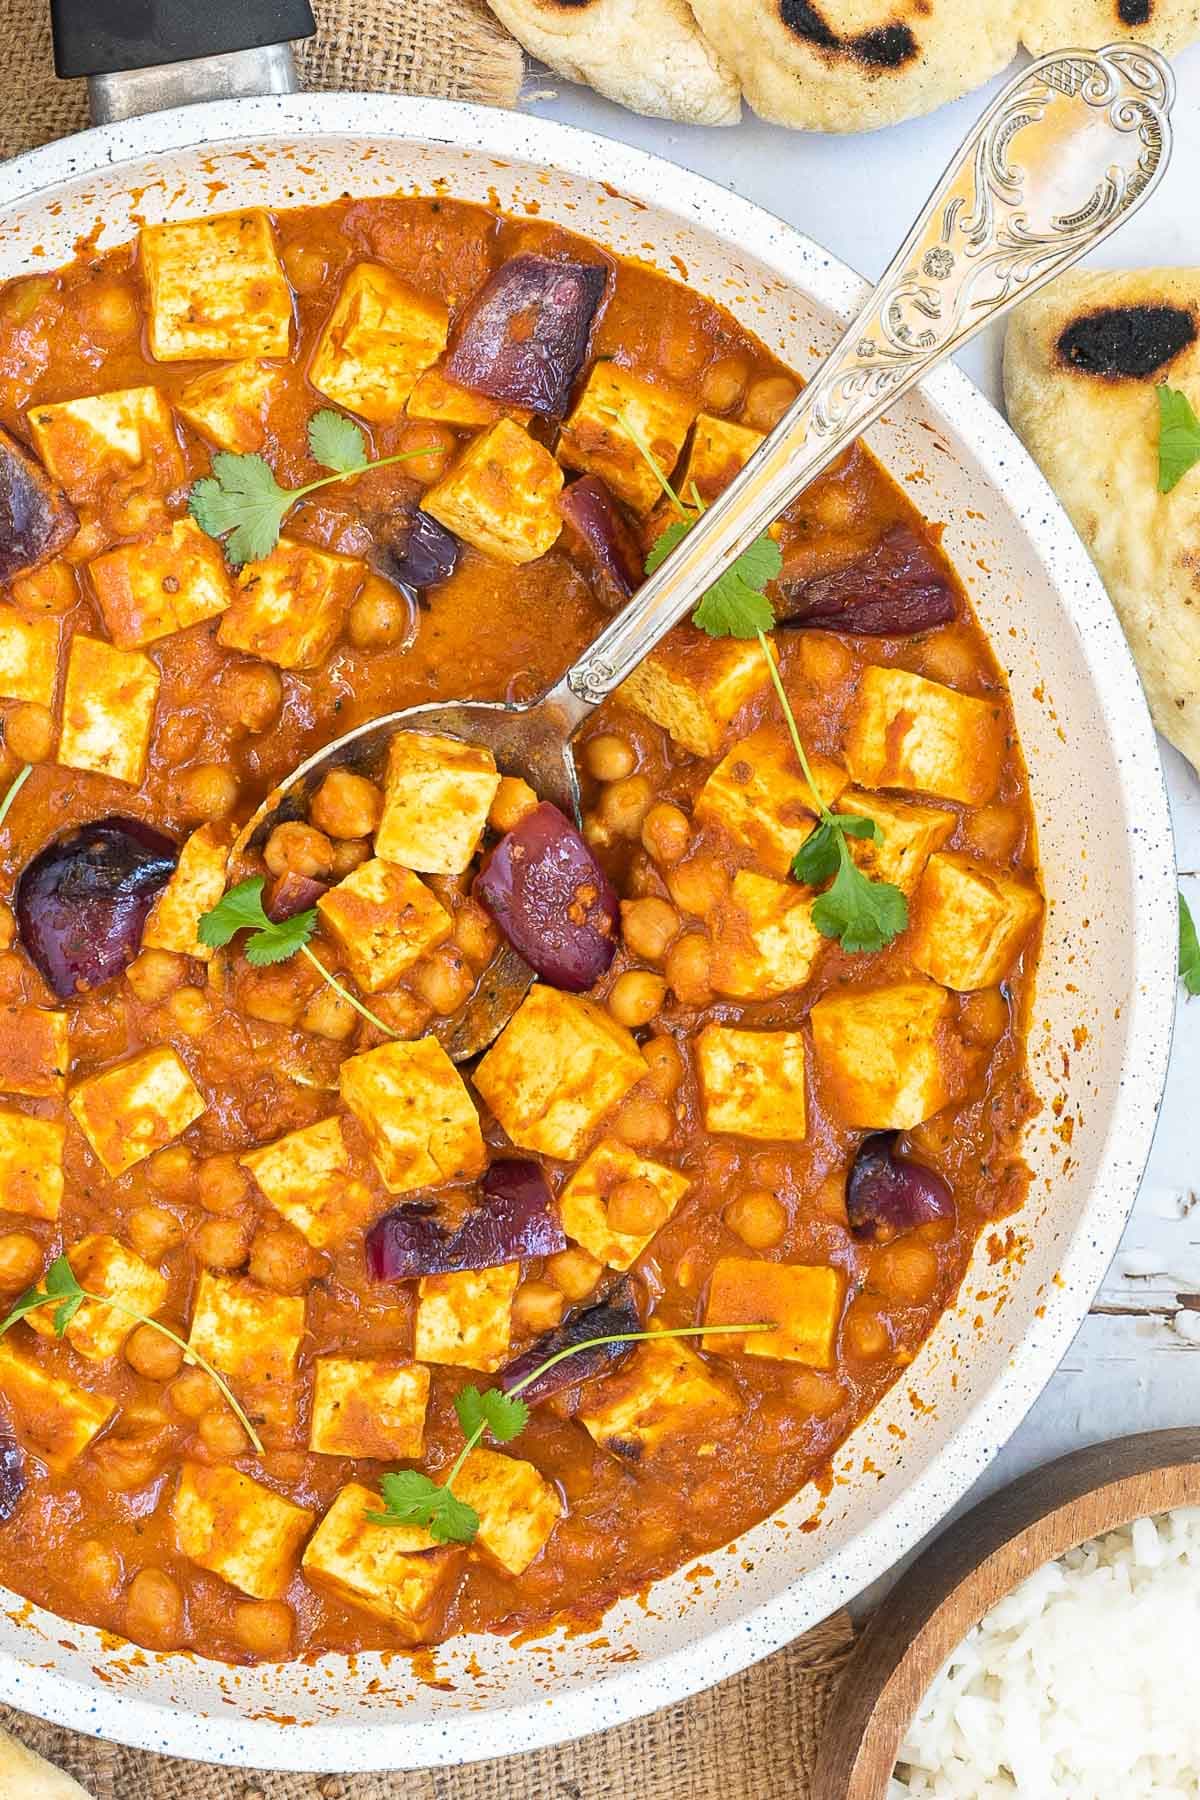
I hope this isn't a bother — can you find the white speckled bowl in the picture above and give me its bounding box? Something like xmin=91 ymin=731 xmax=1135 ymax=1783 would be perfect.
xmin=0 ymin=96 xmax=1176 ymax=1771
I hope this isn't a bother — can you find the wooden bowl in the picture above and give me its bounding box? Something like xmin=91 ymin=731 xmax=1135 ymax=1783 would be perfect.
xmin=814 ymin=1428 xmax=1200 ymax=1798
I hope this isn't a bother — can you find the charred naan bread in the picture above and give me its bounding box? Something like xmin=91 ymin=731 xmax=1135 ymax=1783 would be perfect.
xmin=0 ymin=1726 xmax=92 ymax=1798
xmin=1021 ymin=0 xmax=1200 ymax=58
xmin=484 ymin=0 xmax=741 ymax=125
xmin=1005 ymin=270 xmax=1200 ymax=773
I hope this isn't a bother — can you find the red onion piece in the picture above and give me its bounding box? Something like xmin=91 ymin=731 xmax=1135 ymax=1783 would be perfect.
xmin=446 ymin=255 xmax=608 ymax=417
xmin=777 ymin=525 xmax=957 ymax=636
xmin=264 ymin=870 xmax=327 ymax=922
xmin=846 ymin=1132 xmax=954 ymax=1242
xmin=498 ymin=1281 xmax=642 ymax=1405
xmin=366 ymin=1158 xmax=566 ymax=1281
xmin=377 ymin=510 xmax=460 ymax=593
xmin=475 ymin=802 xmax=617 ymax=993
xmin=0 ymin=427 xmax=77 ymax=582
xmin=560 ymin=475 xmax=643 ymax=604
xmin=16 ymin=817 xmax=177 ymax=998
xmin=0 ymin=1429 xmax=24 ymax=1522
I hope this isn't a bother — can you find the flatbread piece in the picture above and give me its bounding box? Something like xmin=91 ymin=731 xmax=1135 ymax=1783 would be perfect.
xmin=1021 ymin=0 xmax=1200 ymax=58
xmin=0 ymin=1725 xmax=92 ymax=1798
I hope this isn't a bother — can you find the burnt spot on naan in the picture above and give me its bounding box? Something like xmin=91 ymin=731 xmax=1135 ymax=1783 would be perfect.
xmin=779 ymin=0 xmax=918 ymax=69
xmin=1119 ymin=0 xmax=1153 ymax=25
xmin=1056 ymin=305 xmax=1196 ymax=382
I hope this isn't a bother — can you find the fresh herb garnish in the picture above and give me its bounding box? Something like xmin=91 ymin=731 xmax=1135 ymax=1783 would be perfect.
xmin=188 ymin=409 xmax=437 ymax=566
xmin=0 ymin=1255 xmax=265 ymax=1453
xmin=1157 ymin=385 xmax=1200 ymax=495
xmin=0 ymin=763 xmax=31 ymax=834
xmin=1181 ymin=890 xmax=1200 ymax=997
xmin=198 ymin=876 xmax=399 ymax=1039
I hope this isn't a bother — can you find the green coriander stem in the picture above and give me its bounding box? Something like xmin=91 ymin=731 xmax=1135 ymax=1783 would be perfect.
xmin=299 ymin=943 xmax=399 ymax=1040
xmin=610 ymin=407 xmax=689 ymax=514
xmin=0 ymin=764 xmax=31 ymax=833
xmin=755 ymin=629 xmax=832 ymax=824
xmin=289 ymin=444 xmax=440 ymax=507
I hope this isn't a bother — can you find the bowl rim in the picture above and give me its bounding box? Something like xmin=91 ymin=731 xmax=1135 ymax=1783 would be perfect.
xmin=0 ymin=90 xmax=1177 ymax=1771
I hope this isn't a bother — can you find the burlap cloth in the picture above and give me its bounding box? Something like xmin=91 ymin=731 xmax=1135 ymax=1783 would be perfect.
xmin=0 ymin=3 xmax=855 ymax=1791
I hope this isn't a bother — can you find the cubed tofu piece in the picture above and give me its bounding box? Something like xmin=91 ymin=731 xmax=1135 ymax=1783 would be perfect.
xmin=374 ymin=731 xmax=500 ymax=875
xmin=0 ymin=608 xmax=57 ymax=705
xmin=406 ymin=365 xmax=529 ymax=430
xmin=302 ymin=1482 xmax=463 ymax=1637
xmin=173 ymin=1462 xmax=313 ymax=1600
xmin=703 ymin=1257 xmax=844 ymax=1368
xmin=414 ymin=1264 xmax=520 ymax=1372
xmin=695 ymin=724 xmax=850 ymax=878
xmin=474 ymin=986 xmax=647 ymax=1162
xmin=617 ymin=630 xmax=773 ymax=759
xmin=175 ymin=358 xmax=285 ymax=453
xmin=316 ymin=858 xmax=451 ymax=993
xmin=0 ymin=1342 xmax=115 ymax=1471
xmin=240 ymin=1116 xmax=376 ymax=1250
xmin=57 ymin=635 xmax=159 ymax=787
xmin=0 ymin=1005 xmax=68 ymax=1097
xmin=27 ymin=386 xmax=185 ymax=504
xmin=217 ymin=538 xmax=365 ymax=671
xmin=577 ymin=1332 xmax=739 ymax=1460
xmin=87 ymin=518 xmax=234 ymax=648
xmin=810 ymin=980 xmax=964 ymax=1129
xmin=837 ymin=788 xmax=957 ymax=896
xmin=308 ymin=262 xmax=448 ymax=421
xmin=339 ymin=1037 xmax=485 ymax=1195
xmin=845 ymin=666 xmax=1005 ymax=806
xmin=0 ymin=1108 xmax=64 ymax=1220
xmin=187 ymin=1270 xmax=305 ymax=1390
xmin=452 ymin=1446 xmax=563 ymax=1575
xmin=678 ymin=413 xmax=764 ymax=505
xmin=27 ymin=1234 xmax=168 ymax=1362
xmin=68 ymin=1046 xmax=205 ymax=1177
xmin=712 ymin=870 xmax=824 ymax=1000
xmin=558 ymin=1139 xmax=690 ymax=1271
xmin=141 ymin=822 xmax=232 ymax=962
xmin=558 ymin=363 xmax=696 ymax=514
xmin=696 ymin=1024 xmax=807 ymax=1141
xmin=141 ymin=211 xmax=292 ymax=362
xmin=309 ymin=1357 xmax=430 ymax=1460
xmin=909 ymin=851 xmax=1043 ymax=992
xmin=423 ymin=419 xmax=564 ymax=564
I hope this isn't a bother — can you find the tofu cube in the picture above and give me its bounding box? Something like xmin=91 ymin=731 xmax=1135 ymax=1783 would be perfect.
xmin=617 ymin=629 xmax=773 ymax=759
xmin=712 ymin=870 xmax=824 ymax=1000
xmin=558 ymin=363 xmax=696 ymax=514
xmin=837 ymin=788 xmax=957 ymax=896
xmin=57 ymin=635 xmax=159 ymax=787
xmin=28 ymin=386 xmax=185 ymax=503
xmin=240 ymin=1115 xmax=376 ymax=1250
xmin=0 ymin=1005 xmax=69 ymax=1097
xmin=577 ymin=1333 xmax=739 ymax=1461
xmin=678 ymin=413 xmax=764 ymax=505
xmin=845 ymin=666 xmax=1005 ymax=806
xmin=696 ymin=1024 xmax=807 ymax=1141
xmin=414 ymin=1264 xmax=519 ymax=1371
xmin=187 ymin=1271 xmax=305 ymax=1392
xmin=141 ymin=822 xmax=233 ymax=962
xmin=302 ymin=1482 xmax=463 ymax=1636
xmin=0 ymin=1108 xmax=64 ymax=1220
xmin=173 ymin=1462 xmax=313 ymax=1600
xmin=217 ymin=539 xmax=365 ymax=671
xmin=87 ymin=518 xmax=233 ymax=648
xmin=406 ymin=365 xmax=529 ymax=431
xmin=703 ymin=1257 xmax=844 ymax=1368
xmin=0 ymin=609 xmax=57 ymax=705
xmin=27 ymin=1234 xmax=168 ymax=1362
xmin=423 ymin=419 xmax=564 ymax=565
xmin=339 ymin=1037 xmax=485 ymax=1195
xmin=452 ymin=1446 xmax=563 ymax=1575
xmin=0 ymin=1343 xmax=115 ymax=1470
xmin=316 ymin=858 xmax=452 ymax=993
xmin=374 ymin=731 xmax=500 ymax=875
xmin=474 ymin=986 xmax=647 ymax=1161
xmin=308 ymin=262 xmax=449 ymax=421
xmin=68 ymin=1046 xmax=205 ymax=1176
xmin=909 ymin=851 xmax=1043 ymax=992
xmin=141 ymin=211 xmax=293 ymax=362
xmin=810 ymin=980 xmax=964 ymax=1129
xmin=309 ymin=1357 xmax=430 ymax=1460
xmin=695 ymin=724 xmax=850 ymax=878
xmin=558 ymin=1139 xmax=690 ymax=1271
xmin=175 ymin=358 xmax=285 ymax=453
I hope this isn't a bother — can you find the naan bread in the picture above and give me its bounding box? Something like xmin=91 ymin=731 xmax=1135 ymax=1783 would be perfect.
xmin=687 ymin=0 xmax=1020 ymax=132
xmin=484 ymin=0 xmax=741 ymax=125
xmin=1021 ymin=0 xmax=1200 ymax=58
xmin=0 ymin=1726 xmax=92 ymax=1798
xmin=1004 ymin=269 xmax=1200 ymax=774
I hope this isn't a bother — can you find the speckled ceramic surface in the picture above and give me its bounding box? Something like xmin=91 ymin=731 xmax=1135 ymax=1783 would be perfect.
xmin=0 ymin=95 xmax=1177 ymax=1772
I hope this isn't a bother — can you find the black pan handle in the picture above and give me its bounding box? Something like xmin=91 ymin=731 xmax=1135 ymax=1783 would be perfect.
xmin=51 ymin=0 xmax=316 ymax=80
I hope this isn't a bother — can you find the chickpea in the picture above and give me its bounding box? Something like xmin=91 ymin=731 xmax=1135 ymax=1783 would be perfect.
xmin=701 ymin=353 xmax=750 ymax=415
xmin=744 ymin=375 xmax=799 ymax=432
xmin=0 ymin=903 xmax=14 ymax=953
xmin=664 ymin=932 xmax=713 ymax=1007
xmin=641 ymin=802 xmax=691 ymax=867
xmin=919 ymin=631 xmax=978 ymax=690
xmin=125 ymin=1322 xmax=184 ymax=1382
xmin=844 ymin=1303 xmax=890 ymax=1360
xmin=199 ymin=1405 xmax=250 ymax=1459
xmin=4 ymin=702 xmax=54 ymax=763
xmin=240 ymin=961 xmax=308 ymax=1025
xmin=583 ymin=734 xmax=635 ymax=783
xmin=173 ymin=762 xmax=240 ymax=822
xmin=790 ymin=1371 xmax=846 ymax=1419
xmin=167 ymin=984 xmax=212 ymax=1038
xmin=413 ymin=946 xmax=475 ymax=1017
xmin=125 ymin=1568 xmax=185 ymax=1650
xmin=94 ymin=1422 xmax=166 ymax=1492
xmin=156 ymin=710 xmax=204 ymax=765
xmin=607 ymin=970 xmax=667 ymax=1029
xmin=310 ymin=769 xmax=382 ymax=841
xmin=452 ymin=900 xmax=499 ymax=969
xmin=76 ymin=1537 xmax=123 ymax=1603
xmin=127 ymin=1203 xmax=184 ymax=1262
xmin=667 ymin=855 xmax=728 ymax=920
xmin=169 ymin=1367 xmax=220 ymax=1420
xmin=11 ymin=559 xmax=77 ymax=613
xmin=80 ymin=280 xmax=138 ymax=339
xmin=875 ymin=1239 xmax=940 ymax=1305
xmin=960 ymin=987 xmax=1008 ymax=1048
xmin=125 ymin=947 xmax=187 ymax=1003
xmin=642 ymin=1035 xmax=684 ymax=1099
xmin=659 ymin=315 xmax=707 ymax=383
xmin=489 ymin=775 xmax=539 ymax=833
xmin=300 ymin=984 xmax=358 ymax=1040
xmin=607 ymin=1176 xmax=671 ymax=1237
xmin=398 ymin=420 xmax=457 ymax=485
xmin=282 ymin=240 xmax=328 ymax=292
xmin=963 ymin=803 xmax=1022 ymax=864
xmin=330 ymin=837 xmax=371 ymax=878
xmin=798 ymin=631 xmax=854 ymax=688
xmin=724 ymin=1188 xmax=787 ymax=1250
xmin=621 ymin=897 xmax=680 ymax=964
xmin=108 ymin=486 xmax=166 ymax=538
xmin=0 ymin=1231 xmax=42 ymax=1291
xmin=147 ymin=1143 xmax=196 ymax=1199
xmin=264 ymin=821 xmax=335 ymax=880
xmin=232 ymin=1598 xmax=294 ymax=1660
xmin=614 ymin=1096 xmax=673 ymax=1148
xmin=348 ymin=580 xmax=411 ymax=650
xmin=218 ymin=661 xmax=283 ymax=734
xmin=545 ymin=1245 xmax=604 ymax=1301
xmin=598 ymin=773 xmax=653 ymax=839
xmin=512 ymin=1278 xmax=566 ymax=1335
xmin=198 ymin=1153 xmax=252 ymax=1216
xmin=368 ymin=988 xmax=433 ymax=1039
xmin=248 ymin=1219 xmax=324 ymax=1295
xmin=192 ymin=1213 xmax=253 ymax=1272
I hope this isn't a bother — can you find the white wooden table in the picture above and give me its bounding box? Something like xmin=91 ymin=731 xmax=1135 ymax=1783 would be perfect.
xmin=534 ymin=53 xmax=1200 ymax=1509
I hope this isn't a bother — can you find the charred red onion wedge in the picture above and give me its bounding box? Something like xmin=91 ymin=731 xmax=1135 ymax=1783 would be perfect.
xmin=498 ymin=1281 xmax=642 ymax=1405
xmin=846 ymin=1132 xmax=954 ymax=1242
xmin=0 ymin=1430 xmax=24 ymax=1523
xmin=16 ymin=817 xmax=177 ymax=999
xmin=377 ymin=509 xmax=460 ymax=593
xmin=0 ymin=426 xmax=77 ymax=583
xmin=366 ymin=1158 xmax=566 ymax=1281
xmin=777 ymin=524 xmax=957 ymax=636
xmin=475 ymin=801 xmax=618 ymax=992
xmin=264 ymin=870 xmax=328 ymax=922
xmin=560 ymin=475 xmax=643 ymax=604
xmin=446 ymin=254 xmax=608 ymax=417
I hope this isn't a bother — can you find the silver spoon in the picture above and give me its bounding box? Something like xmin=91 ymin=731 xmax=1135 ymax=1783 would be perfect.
xmin=234 ymin=42 xmax=1173 ymax=1058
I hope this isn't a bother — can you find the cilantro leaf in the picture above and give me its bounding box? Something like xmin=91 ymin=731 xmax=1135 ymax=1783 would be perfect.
xmin=812 ymin=836 xmax=909 ymax=954
xmin=644 ymin=516 xmax=693 ymax=575
xmin=837 ymin=813 xmax=882 ymax=842
xmin=308 ymin=409 xmax=368 ymax=474
xmin=368 ymin=1470 xmax=480 ymax=1545
xmin=1157 ymin=385 xmax=1200 ymax=495
xmin=243 ymin=908 xmax=317 ymax=967
xmin=792 ymin=820 xmax=841 ymax=888
xmin=0 ymin=1254 xmax=84 ymax=1340
xmin=455 ymin=1385 xmax=529 ymax=1445
xmin=188 ymin=453 xmax=290 ymax=567
xmin=197 ymin=876 xmax=317 ymax=967
xmin=1181 ymin=891 xmax=1200 ymax=997
xmin=644 ymin=512 xmax=780 ymax=639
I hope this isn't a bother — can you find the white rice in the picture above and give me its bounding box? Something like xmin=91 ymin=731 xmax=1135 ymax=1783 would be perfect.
xmin=891 ymin=1506 xmax=1200 ymax=1799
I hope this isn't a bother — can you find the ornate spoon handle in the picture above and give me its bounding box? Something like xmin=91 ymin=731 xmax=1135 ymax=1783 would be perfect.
xmin=552 ymin=42 xmax=1174 ymax=720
